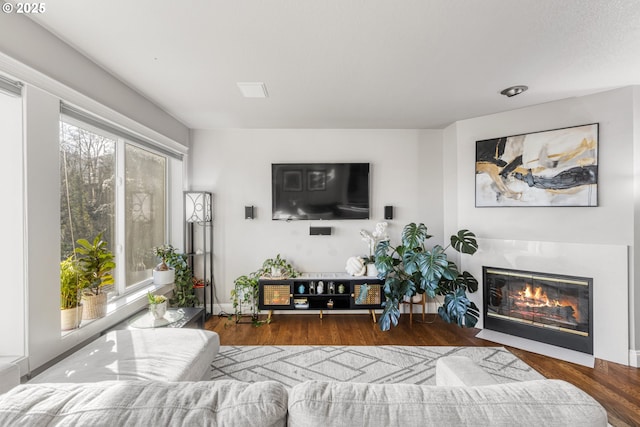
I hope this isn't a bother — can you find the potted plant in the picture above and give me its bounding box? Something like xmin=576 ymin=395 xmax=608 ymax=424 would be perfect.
xmin=60 ymin=255 xmax=88 ymax=330
xmin=231 ymin=271 xmax=261 ymax=323
xmin=165 ymin=249 xmax=199 ymax=307
xmin=152 ymin=244 xmax=176 ymax=285
xmin=373 ymin=222 xmax=480 ymax=331
xmin=147 ymin=291 xmax=168 ymax=319
xmin=231 ymin=255 xmax=299 ymax=325
xmin=360 ymin=222 xmax=389 ymax=277
xmin=260 ymin=254 xmax=298 ymax=279
xmin=75 ymin=232 xmax=116 ymax=320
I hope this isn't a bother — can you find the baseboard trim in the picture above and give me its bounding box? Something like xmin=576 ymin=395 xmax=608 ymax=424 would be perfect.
xmin=629 ymin=350 xmax=640 ymax=367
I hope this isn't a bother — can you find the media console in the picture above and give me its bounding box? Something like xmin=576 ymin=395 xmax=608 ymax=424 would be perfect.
xmin=258 ymin=273 xmax=384 ymax=322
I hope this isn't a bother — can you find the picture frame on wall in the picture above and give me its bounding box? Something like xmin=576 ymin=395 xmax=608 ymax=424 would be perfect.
xmin=475 ymin=123 xmax=599 ymax=207
xmin=307 ymin=170 xmax=326 ymax=191
xmin=283 ymin=170 xmax=302 ymax=192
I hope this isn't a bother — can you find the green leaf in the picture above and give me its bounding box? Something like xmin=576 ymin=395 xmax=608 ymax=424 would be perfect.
xmin=379 ymin=299 xmax=400 ymax=331
xmin=437 ymin=288 xmax=478 ymax=327
xmin=465 ymin=301 xmax=480 ymax=327
xmin=374 ymin=240 xmax=394 ymax=276
xmin=401 ymin=223 xmax=431 ymax=249
xmin=457 ymin=271 xmax=479 ymax=293
xmin=450 ymin=229 xmax=478 ymax=255
xmin=402 ymin=250 xmax=421 ymax=275
xmin=418 ymin=246 xmax=448 ymax=288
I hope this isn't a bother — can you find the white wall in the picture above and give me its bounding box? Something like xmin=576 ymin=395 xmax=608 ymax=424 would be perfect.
xmin=0 ymin=12 xmax=189 ymax=146
xmin=23 ymin=86 xmax=61 ymax=370
xmin=189 ymin=129 xmax=443 ymax=308
xmin=0 ymin=89 xmax=24 ymax=357
xmin=444 ymin=87 xmax=638 ymax=362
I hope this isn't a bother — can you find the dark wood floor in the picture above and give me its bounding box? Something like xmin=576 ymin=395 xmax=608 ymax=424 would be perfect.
xmin=206 ymin=312 xmax=640 ymax=427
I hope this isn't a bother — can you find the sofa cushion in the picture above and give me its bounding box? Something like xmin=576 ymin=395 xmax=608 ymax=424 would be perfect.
xmin=0 ymin=380 xmax=287 ymax=427
xmin=29 ymin=329 xmax=220 ymax=383
xmin=288 ymin=380 xmax=607 ymax=427
xmin=436 ymin=355 xmax=503 ymax=386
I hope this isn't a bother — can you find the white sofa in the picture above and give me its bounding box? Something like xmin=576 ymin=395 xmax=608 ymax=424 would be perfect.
xmin=0 ymin=355 xmax=608 ymax=426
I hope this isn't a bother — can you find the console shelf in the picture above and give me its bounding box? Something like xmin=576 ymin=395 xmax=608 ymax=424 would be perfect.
xmin=258 ymin=274 xmax=384 ymax=322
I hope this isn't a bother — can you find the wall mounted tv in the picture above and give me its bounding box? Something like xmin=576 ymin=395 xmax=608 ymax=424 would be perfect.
xmin=272 ymin=163 xmax=370 ymax=220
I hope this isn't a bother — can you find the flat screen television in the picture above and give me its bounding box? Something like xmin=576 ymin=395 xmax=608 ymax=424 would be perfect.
xmin=272 ymin=163 xmax=370 ymax=220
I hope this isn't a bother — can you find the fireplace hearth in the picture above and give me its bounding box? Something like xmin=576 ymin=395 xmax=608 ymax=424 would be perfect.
xmin=483 ymin=267 xmax=593 ymax=354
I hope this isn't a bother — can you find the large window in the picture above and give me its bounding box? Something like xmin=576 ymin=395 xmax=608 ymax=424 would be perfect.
xmin=60 ymin=114 xmax=169 ymax=296
xmin=60 ymin=119 xmax=116 ymax=259
xmin=125 ymin=145 xmax=166 ymax=286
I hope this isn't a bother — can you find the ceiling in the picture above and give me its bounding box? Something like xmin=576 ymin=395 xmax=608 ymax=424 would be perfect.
xmin=20 ymin=0 xmax=640 ymax=130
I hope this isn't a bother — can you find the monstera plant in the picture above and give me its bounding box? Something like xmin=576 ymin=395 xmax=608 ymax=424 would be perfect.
xmin=374 ymin=222 xmax=480 ymax=331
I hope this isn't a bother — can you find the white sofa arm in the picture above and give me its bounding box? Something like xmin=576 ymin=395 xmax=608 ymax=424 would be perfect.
xmin=435 ymin=356 xmax=498 ymax=386
xmin=0 ymin=363 xmax=20 ymax=394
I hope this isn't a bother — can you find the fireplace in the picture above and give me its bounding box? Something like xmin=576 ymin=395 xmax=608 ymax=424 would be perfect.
xmin=483 ymin=267 xmax=593 ymax=354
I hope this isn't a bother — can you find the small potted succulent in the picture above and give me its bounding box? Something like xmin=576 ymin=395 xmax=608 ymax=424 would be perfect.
xmin=147 ymin=291 xmax=168 ymax=319
xmin=152 ymin=244 xmax=176 ymax=285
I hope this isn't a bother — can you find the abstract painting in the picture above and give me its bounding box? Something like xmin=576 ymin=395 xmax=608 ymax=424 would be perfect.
xmin=475 ymin=123 xmax=598 ymax=207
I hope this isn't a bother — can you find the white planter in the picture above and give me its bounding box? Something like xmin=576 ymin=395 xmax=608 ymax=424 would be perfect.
xmin=366 ymin=263 xmax=378 ymax=277
xmin=82 ymin=293 xmax=107 ymax=320
xmin=149 ymin=301 xmax=167 ymax=319
xmin=153 ymin=268 xmax=175 ymax=285
xmin=61 ymin=305 xmax=83 ymax=330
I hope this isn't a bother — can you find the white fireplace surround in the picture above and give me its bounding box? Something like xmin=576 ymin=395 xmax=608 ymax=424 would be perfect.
xmin=462 ymin=238 xmax=628 ymax=367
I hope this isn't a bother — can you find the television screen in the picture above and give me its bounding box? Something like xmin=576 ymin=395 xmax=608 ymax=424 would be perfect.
xmin=272 ymin=163 xmax=370 ymax=220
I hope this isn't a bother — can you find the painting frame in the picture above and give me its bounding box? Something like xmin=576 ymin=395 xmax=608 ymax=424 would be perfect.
xmin=307 ymin=170 xmax=326 ymax=191
xmin=283 ymin=170 xmax=302 ymax=192
xmin=475 ymin=123 xmax=599 ymax=207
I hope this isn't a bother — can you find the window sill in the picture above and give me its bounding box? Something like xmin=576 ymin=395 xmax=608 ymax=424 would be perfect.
xmin=61 ymin=282 xmax=173 ymax=338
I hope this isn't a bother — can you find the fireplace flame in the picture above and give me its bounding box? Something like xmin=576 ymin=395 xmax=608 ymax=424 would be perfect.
xmin=517 ymin=283 xmax=580 ymax=322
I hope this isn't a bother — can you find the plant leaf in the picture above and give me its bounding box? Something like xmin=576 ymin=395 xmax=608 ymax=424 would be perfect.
xmin=457 ymin=271 xmax=479 ymax=293
xmin=401 ymin=223 xmax=431 ymax=249
xmin=418 ymin=246 xmax=448 ymax=288
xmin=379 ymin=298 xmax=400 ymax=331
xmin=450 ymin=229 xmax=478 ymax=255
xmin=438 ymin=287 xmax=476 ymax=327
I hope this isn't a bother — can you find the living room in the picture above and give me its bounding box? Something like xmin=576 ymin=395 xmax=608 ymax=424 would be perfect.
xmin=1 ymin=1 xmax=639 ymax=425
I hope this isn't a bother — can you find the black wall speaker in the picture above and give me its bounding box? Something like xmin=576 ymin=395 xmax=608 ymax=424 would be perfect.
xmin=384 ymin=205 xmax=394 ymax=220
xmin=310 ymin=226 xmax=332 ymax=236
xmin=245 ymin=206 xmax=254 ymax=220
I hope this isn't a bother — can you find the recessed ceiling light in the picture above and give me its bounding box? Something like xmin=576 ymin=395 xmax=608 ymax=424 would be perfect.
xmin=500 ymin=85 xmax=528 ymax=97
xmin=237 ymin=82 xmax=268 ymax=98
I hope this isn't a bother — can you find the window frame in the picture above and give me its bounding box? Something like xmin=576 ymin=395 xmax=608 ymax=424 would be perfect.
xmin=59 ymin=113 xmax=172 ymax=299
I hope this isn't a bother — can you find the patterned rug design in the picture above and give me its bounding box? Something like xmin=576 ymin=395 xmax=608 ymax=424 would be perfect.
xmin=210 ymin=346 xmax=544 ymax=388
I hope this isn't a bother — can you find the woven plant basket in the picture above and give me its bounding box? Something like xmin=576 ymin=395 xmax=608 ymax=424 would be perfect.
xmin=82 ymin=293 xmax=107 ymax=320
xmin=61 ymin=305 xmax=83 ymax=330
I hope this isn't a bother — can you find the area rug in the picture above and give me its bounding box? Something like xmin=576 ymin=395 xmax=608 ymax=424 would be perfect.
xmin=210 ymin=345 xmax=544 ymax=388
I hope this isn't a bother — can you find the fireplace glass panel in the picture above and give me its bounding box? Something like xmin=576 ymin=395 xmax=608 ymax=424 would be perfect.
xmin=483 ymin=267 xmax=593 ymax=354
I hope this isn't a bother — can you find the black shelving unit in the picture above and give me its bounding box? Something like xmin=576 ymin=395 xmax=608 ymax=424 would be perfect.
xmin=258 ymin=276 xmax=383 ymax=322
xmin=184 ymin=191 xmax=214 ymax=319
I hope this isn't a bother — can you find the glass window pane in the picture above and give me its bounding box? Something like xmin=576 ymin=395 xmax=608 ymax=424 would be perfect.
xmin=60 ymin=120 xmax=116 ymax=260
xmin=125 ymin=144 xmax=166 ymax=287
